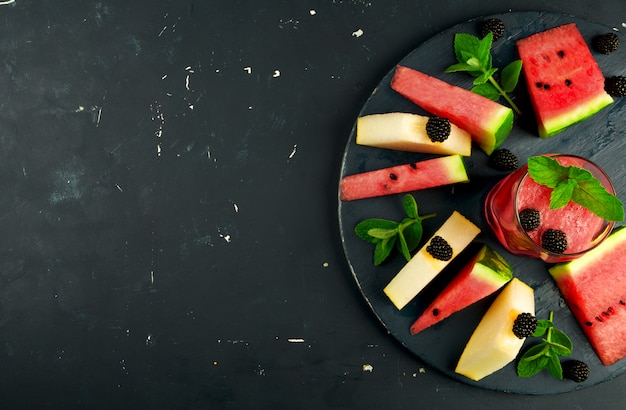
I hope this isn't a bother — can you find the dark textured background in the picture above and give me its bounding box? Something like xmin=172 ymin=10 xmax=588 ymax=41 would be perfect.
xmin=0 ymin=1 xmax=625 ymax=408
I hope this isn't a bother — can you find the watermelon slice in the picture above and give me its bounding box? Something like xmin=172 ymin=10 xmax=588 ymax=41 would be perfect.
xmin=339 ymin=155 xmax=469 ymax=201
xmin=549 ymin=226 xmax=626 ymax=366
xmin=516 ymin=23 xmax=614 ymax=138
xmin=409 ymin=245 xmax=513 ymax=335
xmin=390 ymin=65 xmax=514 ymax=155
xmin=384 ymin=211 xmax=481 ymax=310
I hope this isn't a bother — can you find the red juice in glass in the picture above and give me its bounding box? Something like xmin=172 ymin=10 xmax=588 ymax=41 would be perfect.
xmin=484 ymin=154 xmax=616 ymax=263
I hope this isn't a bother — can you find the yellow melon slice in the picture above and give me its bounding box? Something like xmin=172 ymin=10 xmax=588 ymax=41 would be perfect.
xmin=356 ymin=112 xmax=472 ymax=156
xmin=455 ymin=278 xmax=535 ymax=381
xmin=383 ymin=211 xmax=480 ymax=310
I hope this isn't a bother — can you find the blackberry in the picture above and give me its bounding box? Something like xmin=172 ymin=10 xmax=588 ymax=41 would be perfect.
xmin=593 ymin=32 xmax=620 ymax=54
xmin=541 ymin=229 xmax=568 ymax=254
xmin=479 ymin=18 xmax=505 ymax=41
xmin=605 ymin=76 xmax=626 ymax=97
xmin=425 ymin=117 xmax=451 ymax=142
xmin=518 ymin=208 xmax=541 ymax=232
xmin=426 ymin=236 xmax=453 ymax=261
xmin=489 ymin=148 xmax=519 ymax=171
xmin=562 ymin=360 xmax=590 ymax=382
xmin=512 ymin=312 xmax=538 ymax=339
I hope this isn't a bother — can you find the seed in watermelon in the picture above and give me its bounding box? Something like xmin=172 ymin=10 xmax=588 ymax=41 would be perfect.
xmin=516 ymin=23 xmax=614 ymax=138
xmin=383 ymin=211 xmax=481 ymax=310
xmin=549 ymin=226 xmax=626 ymax=366
xmin=390 ymin=65 xmax=514 ymax=155
xmin=339 ymin=154 xmax=469 ymax=201
xmin=356 ymin=112 xmax=472 ymax=156
xmin=455 ymin=278 xmax=535 ymax=381
xmin=409 ymin=245 xmax=513 ymax=335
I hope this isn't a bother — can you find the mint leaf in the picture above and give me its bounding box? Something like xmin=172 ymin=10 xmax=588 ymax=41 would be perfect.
xmin=545 ymin=351 xmax=563 ymax=380
xmin=474 ymin=67 xmax=498 ymax=85
xmin=572 ymin=176 xmax=625 ymax=222
xmin=355 ymin=219 xmax=398 ymax=243
xmin=446 ymin=32 xmax=521 ymax=114
xmin=374 ymin=236 xmax=396 ymax=265
xmin=396 ymin=231 xmax=411 ymax=262
xmin=367 ymin=227 xmax=399 ymax=240
xmin=533 ymin=319 xmax=552 ymax=337
xmin=355 ymin=195 xmax=435 ymax=265
xmin=444 ymin=62 xmax=477 ymax=74
xmin=501 ymin=60 xmax=523 ymax=93
xmin=517 ymin=311 xmax=574 ymax=380
xmin=471 ymin=83 xmax=500 ymax=100
xmin=453 ymin=33 xmax=482 ymax=64
xmin=550 ymin=178 xmax=577 ymax=209
xmin=527 ymin=156 xmax=567 ymax=187
xmin=547 ymin=328 xmax=573 ymax=356
xmin=475 ymin=32 xmax=493 ymax=68
xmin=401 ymin=218 xmax=422 ymax=252
xmin=403 ymin=194 xmax=418 ymax=219
xmin=527 ymin=156 xmax=624 ymax=221
xmin=517 ymin=344 xmax=550 ymax=378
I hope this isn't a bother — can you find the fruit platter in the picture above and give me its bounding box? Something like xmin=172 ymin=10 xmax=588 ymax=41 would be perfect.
xmin=338 ymin=11 xmax=626 ymax=394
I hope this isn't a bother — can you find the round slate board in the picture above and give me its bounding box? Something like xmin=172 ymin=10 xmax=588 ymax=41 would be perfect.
xmin=338 ymin=11 xmax=626 ymax=394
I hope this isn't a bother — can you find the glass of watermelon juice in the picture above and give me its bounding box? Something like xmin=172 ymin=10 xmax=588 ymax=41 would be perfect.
xmin=484 ymin=154 xmax=616 ymax=263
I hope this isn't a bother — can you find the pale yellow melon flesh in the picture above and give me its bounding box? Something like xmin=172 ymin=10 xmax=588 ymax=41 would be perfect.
xmin=356 ymin=112 xmax=472 ymax=156
xmin=383 ymin=211 xmax=480 ymax=310
xmin=455 ymin=278 xmax=535 ymax=381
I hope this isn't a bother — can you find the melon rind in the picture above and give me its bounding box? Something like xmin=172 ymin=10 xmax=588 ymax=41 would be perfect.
xmin=383 ymin=211 xmax=481 ymax=310
xmin=356 ymin=112 xmax=472 ymax=156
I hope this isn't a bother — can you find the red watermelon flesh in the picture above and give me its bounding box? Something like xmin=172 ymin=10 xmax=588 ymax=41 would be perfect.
xmin=410 ymin=245 xmax=512 ymax=335
xmin=516 ymin=156 xmax=605 ymax=253
xmin=516 ymin=23 xmax=614 ymax=138
xmin=339 ymin=154 xmax=468 ymax=201
xmin=549 ymin=227 xmax=626 ymax=366
xmin=390 ymin=66 xmax=514 ymax=155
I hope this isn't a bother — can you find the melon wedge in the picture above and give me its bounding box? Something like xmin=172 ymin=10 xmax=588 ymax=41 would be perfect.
xmin=356 ymin=112 xmax=472 ymax=156
xmin=390 ymin=65 xmax=514 ymax=155
xmin=455 ymin=278 xmax=535 ymax=381
xmin=339 ymin=155 xmax=469 ymax=201
xmin=383 ymin=211 xmax=481 ymax=310
xmin=516 ymin=23 xmax=614 ymax=138
xmin=409 ymin=245 xmax=513 ymax=335
xmin=549 ymin=226 xmax=626 ymax=366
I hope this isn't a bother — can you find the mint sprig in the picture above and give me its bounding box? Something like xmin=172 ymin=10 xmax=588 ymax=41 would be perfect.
xmin=445 ymin=32 xmax=522 ymax=115
xmin=355 ymin=194 xmax=436 ymax=265
xmin=517 ymin=311 xmax=573 ymax=379
xmin=527 ymin=156 xmax=624 ymax=222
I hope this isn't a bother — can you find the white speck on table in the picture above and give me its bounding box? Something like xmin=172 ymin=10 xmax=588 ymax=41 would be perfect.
xmin=288 ymin=144 xmax=297 ymax=159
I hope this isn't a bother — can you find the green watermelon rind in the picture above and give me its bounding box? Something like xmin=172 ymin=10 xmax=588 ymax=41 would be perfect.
xmin=475 ymin=245 xmax=514 ymax=284
xmin=490 ymin=109 xmax=515 ymax=153
xmin=540 ymin=93 xmax=615 ymax=138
